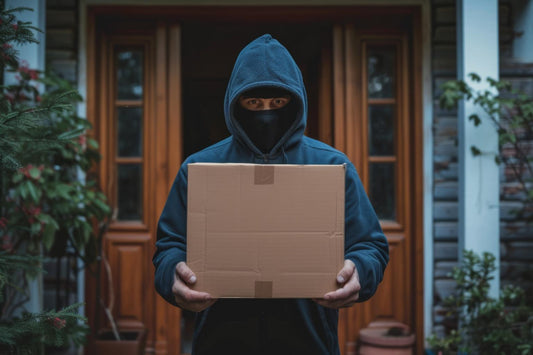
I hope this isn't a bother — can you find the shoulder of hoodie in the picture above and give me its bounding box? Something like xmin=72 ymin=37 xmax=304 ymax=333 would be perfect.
xmin=301 ymin=136 xmax=355 ymax=166
xmin=178 ymin=137 xmax=234 ymax=173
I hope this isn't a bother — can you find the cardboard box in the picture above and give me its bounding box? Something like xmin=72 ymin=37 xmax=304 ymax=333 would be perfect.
xmin=187 ymin=163 xmax=345 ymax=298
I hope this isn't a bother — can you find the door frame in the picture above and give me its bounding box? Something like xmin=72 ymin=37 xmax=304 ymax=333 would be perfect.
xmin=84 ymin=5 xmax=429 ymax=355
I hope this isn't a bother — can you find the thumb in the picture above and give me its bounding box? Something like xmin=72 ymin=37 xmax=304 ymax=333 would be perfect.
xmin=336 ymin=260 xmax=355 ymax=284
xmin=176 ymin=262 xmax=197 ymax=284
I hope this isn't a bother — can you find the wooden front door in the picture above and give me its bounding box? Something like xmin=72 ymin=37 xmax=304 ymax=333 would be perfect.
xmin=87 ymin=7 xmax=423 ymax=355
xmin=86 ymin=16 xmax=183 ymax=354
xmin=332 ymin=20 xmax=424 ymax=354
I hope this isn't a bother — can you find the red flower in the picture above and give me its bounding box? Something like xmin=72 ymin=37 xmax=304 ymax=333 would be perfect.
xmin=1 ymin=235 xmax=13 ymax=252
xmin=22 ymin=205 xmax=42 ymax=223
xmin=18 ymin=164 xmax=33 ymax=178
xmin=18 ymin=60 xmax=29 ymax=74
xmin=0 ymin=217 xmax=7 ymax=228
xmin=77 ymin=134 xmax=87 ymax=152
xmin=5 ymin=92 xmax=14 ymax=103
xmin=12 ymin=23 xmax=18 ymax=31
xmin=2 ymin=43 xmax=11 ymax=49
xmin=50 ymin=317 xmax=66 ymax=329
xmin=29 ymin=206 xmax=41 ymax=216
xmin=29 ymin=69 xmax=39 ymax=80
xmin=35 ymin=95 xmax=42 ymax=102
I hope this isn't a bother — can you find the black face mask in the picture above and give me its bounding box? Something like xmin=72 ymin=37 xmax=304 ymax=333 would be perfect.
xmin=235 ymin=101 xmax=297 ymax=154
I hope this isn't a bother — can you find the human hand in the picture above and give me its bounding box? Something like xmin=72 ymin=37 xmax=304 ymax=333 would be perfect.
xmin=172 ymin=262 xmax=216 ymax=312
xmin=313 ymin=260 xmax=360 ymax=309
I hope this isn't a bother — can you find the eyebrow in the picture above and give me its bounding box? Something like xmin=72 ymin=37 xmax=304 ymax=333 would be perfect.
xmin=240 ymin=95 xmax=290 ymax=99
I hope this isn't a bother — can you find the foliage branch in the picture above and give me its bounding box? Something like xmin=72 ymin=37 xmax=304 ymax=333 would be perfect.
xmin=0 ymin=4 xmax=111 ymax=353
xmin=439 ymin=73 xmax=533 ymax=221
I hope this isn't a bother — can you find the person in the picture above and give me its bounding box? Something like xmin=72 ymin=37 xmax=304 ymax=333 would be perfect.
xmin=153 ymin=34 xmax=389 ymax=355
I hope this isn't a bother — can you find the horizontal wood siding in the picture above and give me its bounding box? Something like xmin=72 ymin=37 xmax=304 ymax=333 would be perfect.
xmin=431 ymin=0 xmax=533 ymax=338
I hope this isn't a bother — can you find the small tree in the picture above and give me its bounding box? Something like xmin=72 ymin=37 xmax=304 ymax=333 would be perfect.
xmin=0 ymin=4 xmax=110 ymax=353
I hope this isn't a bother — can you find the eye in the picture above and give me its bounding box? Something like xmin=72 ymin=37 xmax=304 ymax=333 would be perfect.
xmin=239 ymin=97 xmax=264 ymax=110
xmin=272 ymin=97 xmax=290 ymax=108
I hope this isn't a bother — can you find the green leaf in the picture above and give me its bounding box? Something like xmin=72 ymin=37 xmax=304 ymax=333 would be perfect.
xmin=28 ymin=167 xmax=41 ymax=180
xmin=42 ymin=224 xmax=56 ymax=250
xmin=56 ymin=184 xmax=72 ymax=199
xmin=471 ymin=146 xmax=482 ymax=156
xmin=12 ymin=172 xmax=24 ymax=183
xmin=30 ymin=222 xmax=41 ymax=236
xmin=26 ymin=180 xmax=40 ymax=202
xmin=87 ymin=138 xmax=99 ymax=149
xmin=469 ymin=72 xmax=481 ymax=82
xmin=93 ymin=198 xmax=111 ymax=214
xmin=58 ymin=128 xmax=85 ymax=140
xmin=468 ymin=114 xmax=481 ymax=126
xmin=19 ymin=183 xmax=28 ymax=200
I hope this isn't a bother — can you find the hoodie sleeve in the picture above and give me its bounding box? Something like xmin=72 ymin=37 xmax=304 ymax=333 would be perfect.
xmin=344 ymin=162 xmax=389 ymax=302
xmin=153 ymin=164 xmax=188 ymax=306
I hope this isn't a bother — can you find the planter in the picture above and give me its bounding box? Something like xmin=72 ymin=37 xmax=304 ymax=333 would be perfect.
xmin=359 ymin=321 xmax=415 ymax=355
xmin=92 ymin=328 xmax=147 ymax=355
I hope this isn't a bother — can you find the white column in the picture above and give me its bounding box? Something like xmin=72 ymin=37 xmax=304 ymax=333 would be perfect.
xmin=456 ymin=0 xmax=500 ymax=298
xmin=5 ymin=0 xmax=47 ymax=314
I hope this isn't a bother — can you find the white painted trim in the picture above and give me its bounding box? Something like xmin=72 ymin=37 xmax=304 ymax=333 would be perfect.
xmin=77 ymin=0 xmax=434 ymax=345
xmin=420 ymin=0 xmax=434 ymax=345
xmin=457 ymin=0 xmax=500 ymax=298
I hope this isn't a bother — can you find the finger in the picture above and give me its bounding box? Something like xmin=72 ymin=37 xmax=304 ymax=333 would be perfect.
xmin=324 ymin=274 xmax=361 ymax=301
xmin=184 ymin=298 xmax=217 ymax=313
xmin=172 ymin=275 xmax=211 ymax=301
xmin=180 ymin=288 xmax=214 ymax=303
xmin=324 ymin=286 xmax=351 ymax=301
xmin=336 ymin=260 xmax=355 ymax=284
xmin=176 ymin=262 xmax=197 ymax=284
xmin=314 ymin=297 xmax=355 ymax=309
xmin=313 ymin=298 xmax=330 ymax=308
xmin=315 ymin=290 xmax=359 ymax=309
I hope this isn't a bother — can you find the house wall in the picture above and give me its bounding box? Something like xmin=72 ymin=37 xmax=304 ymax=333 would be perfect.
xmin=43 ymin=0 xmax=533 ymax=342
xmin=432 ymin=0 xmax=533 ymax=336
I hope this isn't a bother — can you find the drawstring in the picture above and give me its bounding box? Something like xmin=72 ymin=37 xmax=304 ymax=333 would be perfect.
xmin=281 ymin=146 xmax=288 ymax=164
xmin=251 ymin=146 xmax=288 ymax=163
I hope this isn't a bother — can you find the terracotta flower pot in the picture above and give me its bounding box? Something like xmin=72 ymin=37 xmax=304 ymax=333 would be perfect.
xmin=93 ymin=328 xmax=147 ymax=355
xmin=358 ymin=321 xmax=415 ymax=355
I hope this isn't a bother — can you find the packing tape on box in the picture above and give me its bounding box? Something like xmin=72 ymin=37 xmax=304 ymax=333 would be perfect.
xmin=254 ymin=281 xmax=273 ymax=298
xmin=254 ymin=165 xmax=275 ymax=185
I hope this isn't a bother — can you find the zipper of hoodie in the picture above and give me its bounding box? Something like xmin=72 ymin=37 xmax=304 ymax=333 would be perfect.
xmin=262 ymin=154 xmax=269 ymax=163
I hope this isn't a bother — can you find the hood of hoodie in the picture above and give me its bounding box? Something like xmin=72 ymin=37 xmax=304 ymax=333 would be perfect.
xmin=224 ymin=34 xmax=308 ymax=158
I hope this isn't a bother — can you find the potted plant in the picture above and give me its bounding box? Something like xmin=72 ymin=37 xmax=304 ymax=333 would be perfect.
xmin=427 ymin=250 xmax=533 ymax=355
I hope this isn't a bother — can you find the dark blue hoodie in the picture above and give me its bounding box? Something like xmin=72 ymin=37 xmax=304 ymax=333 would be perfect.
xmin=153 ymin=34 xmax=389 ymax=355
